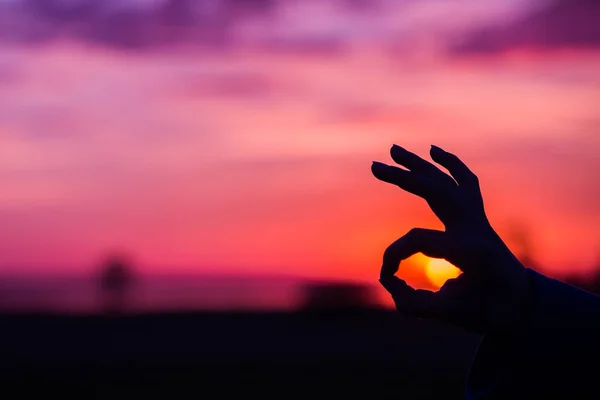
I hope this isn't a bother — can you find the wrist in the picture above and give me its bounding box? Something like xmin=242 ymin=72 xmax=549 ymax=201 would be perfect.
xmin=486 ymin=265 xmax=532 ymax=335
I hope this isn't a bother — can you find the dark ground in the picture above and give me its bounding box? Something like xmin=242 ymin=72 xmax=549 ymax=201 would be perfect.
xmin=0 ymin=310 xmax=479 ymax=399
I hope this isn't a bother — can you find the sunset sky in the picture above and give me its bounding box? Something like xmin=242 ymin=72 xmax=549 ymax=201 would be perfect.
xmin=0 ymin=0 xmax=599 ymax=292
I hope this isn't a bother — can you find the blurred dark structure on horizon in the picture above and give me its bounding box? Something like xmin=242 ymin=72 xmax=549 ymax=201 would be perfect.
xmin=506 ymin=222 xmax=541 ymax=271
xmin=97 ymin=253 xmax=136 ymax=315
xmin=299 ymin=281 xmax=378 ymax=312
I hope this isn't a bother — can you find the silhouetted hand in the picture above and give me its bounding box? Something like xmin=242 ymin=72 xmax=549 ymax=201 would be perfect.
xmin=371 ymin=145 xmax=530 ymax=334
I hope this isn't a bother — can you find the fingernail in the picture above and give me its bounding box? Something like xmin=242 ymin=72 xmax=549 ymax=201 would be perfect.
xmin=372 ymin=161 xmax=387 ymax=169
xmin=431 ymin=144 xmax=444 ymax=153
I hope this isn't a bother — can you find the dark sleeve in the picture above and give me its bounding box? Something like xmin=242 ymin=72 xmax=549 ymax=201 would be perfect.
xmin=465 ymin=269 xmax=600 ymax=399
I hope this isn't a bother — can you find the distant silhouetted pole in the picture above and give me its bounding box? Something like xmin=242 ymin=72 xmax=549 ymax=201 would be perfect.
xmin=97 ymin=254 xmax=135 ymax=315
xmin=506 ymin=222 xmax=539 ymax=270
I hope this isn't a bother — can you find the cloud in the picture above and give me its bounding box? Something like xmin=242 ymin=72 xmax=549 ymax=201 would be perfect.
xmin=0 ymin=0 xmax=540 ymax=53
xmin=453 ymin=0 xmax=600 ymax=54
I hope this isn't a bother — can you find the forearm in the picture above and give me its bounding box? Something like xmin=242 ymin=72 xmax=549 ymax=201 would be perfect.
xmin=466 ymin=269 xmax=600 ymax=398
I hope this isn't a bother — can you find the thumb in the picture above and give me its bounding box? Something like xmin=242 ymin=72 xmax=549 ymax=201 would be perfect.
xmin=379 ymin=275 xmax=437 ymax=319
xmin=379 ymin=228 xmax=453 ymax=320
xmin=381 ymin=228 xmax=451 ymax=279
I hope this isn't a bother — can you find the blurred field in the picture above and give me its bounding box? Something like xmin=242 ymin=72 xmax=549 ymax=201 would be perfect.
xmin=1 ymin=310 xmax=478 ymax=399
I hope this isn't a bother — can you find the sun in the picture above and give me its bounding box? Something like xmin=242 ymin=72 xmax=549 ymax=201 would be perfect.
xmin=425 ymin=258 xmax=461 ymax=289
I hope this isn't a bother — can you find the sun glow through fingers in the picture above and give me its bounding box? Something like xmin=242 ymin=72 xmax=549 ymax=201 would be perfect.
xmin=425 ymin=257 xmax=461 ymax=289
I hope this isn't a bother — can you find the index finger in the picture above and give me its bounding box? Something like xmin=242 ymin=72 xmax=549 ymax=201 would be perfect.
xmin=381 ymin=228 xmax=451 ymax=278
xmin=371 ymin=161 xmax=437 ymax=199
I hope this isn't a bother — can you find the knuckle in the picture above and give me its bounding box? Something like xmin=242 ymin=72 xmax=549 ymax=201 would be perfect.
xmin=408 ymin=227 xmax=424 ymax=236
xmin=469 ymin=173 xmax=480 ymax=185
xmin=383 ymin=245 xmax=395 ymax=259
xmin=407 ymin=228 xmax=424 ymax=241
xmin=406 ymin=228 xmax=428 ymax=247
xmin=384 ymin=239 xmax=401 ymax=258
